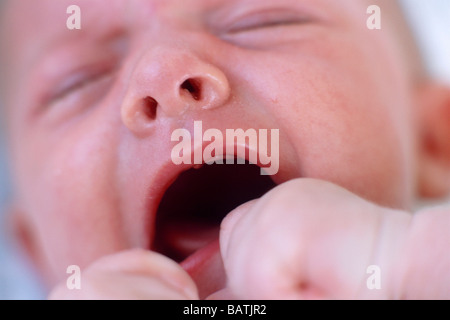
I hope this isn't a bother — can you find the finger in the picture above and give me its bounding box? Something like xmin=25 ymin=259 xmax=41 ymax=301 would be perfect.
xmin=205 ymin=288 xmax=237 ymax=300
xmin=220 ymin=182 xmax=312 ymax=299
xmin=219 ymin=200 xmax=257 ymax=257
xmin=48 ymin=249 xmax=199 ymax=300
xmin=220 ymin=178 xmax=410 ymax=299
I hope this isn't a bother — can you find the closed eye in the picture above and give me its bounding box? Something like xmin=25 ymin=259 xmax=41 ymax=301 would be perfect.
xmin=225 ymin=10 xmax=311 ymax=34
xmin=48 ymin=68 xmax=114 ymax=105
xmin=36 ymin=67 xmax=115 ymax=124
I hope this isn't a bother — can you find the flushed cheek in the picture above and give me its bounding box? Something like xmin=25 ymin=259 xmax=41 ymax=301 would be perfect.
xmin=21 ymin=131 xmax=128 ymax=284
xmin=240 ymin=50 xmax=410 ymax=207
xmin=287 ymin=80 xmax=409 ymax=206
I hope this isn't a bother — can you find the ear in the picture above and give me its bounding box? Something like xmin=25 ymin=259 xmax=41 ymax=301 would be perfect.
xmin=416 ymin=82 xmax=450 ymax=199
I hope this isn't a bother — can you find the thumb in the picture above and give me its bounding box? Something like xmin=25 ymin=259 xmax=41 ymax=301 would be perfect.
xmin=49 ymin=249 xmax=199 ymax=300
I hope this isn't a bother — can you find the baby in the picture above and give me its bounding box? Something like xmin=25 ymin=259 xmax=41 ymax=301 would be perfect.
xmin=0 ymin=0 xmax=449 ymax=299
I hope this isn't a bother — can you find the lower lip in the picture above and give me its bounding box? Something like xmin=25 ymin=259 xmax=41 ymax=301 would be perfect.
xmin=180 ymin=239 xmax=226 ymax=299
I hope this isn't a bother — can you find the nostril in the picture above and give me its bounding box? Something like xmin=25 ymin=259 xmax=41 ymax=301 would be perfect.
xmin=181 ymin=78 xmax=202 ymax=101
xmin=141 ymin=96 xmax=158 ymax=120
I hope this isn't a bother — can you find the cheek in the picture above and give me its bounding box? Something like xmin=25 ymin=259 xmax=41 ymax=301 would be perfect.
xmin=16 ymin=122 xmax=127 ymax=283
xmin=233 ymin=35 xmax=414 ymax=208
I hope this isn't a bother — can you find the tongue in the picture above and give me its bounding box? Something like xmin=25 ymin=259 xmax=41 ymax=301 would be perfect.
xmin=153 ymin=218 xmax=228 ymax=298
xmin=159 ymin=220 xmax=227 ymax=298
xmin=180 ymin=239 xmax=227 ymax=299
xmin=155 ymin=218 xmax=220 ymax=262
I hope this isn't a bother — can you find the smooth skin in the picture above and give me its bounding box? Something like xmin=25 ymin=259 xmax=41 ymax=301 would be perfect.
xmin=48 ymin=179 xmax=450 ymax=299
xmin=1 ymin=0 xmax=449 ymax=299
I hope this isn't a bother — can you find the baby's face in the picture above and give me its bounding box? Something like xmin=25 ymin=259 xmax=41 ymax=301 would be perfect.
xmin=3 ymin=0 xmax=417 ymax=285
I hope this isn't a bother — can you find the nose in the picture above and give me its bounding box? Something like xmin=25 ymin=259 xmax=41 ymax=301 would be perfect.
xmin=121 ymin=47 xmax=231 ymax=135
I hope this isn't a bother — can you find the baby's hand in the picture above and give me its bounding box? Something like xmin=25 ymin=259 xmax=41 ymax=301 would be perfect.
xmin=48 ymin=249 xmax=199 ymax=300
xmin=219 ymin=179 xmax=450 ymax=299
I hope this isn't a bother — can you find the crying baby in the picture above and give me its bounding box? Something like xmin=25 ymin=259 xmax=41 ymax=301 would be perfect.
xmin=0 ymin=0 xmax=449 ymax=299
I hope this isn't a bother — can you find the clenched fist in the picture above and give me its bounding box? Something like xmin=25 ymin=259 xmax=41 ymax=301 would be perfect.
xmin=49 ymin=179 xmax=450 ymax=300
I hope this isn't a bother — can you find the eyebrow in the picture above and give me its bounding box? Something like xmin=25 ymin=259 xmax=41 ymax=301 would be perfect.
xmin=18 ymin=0 xmax=329 ymax=75
xmin=17 ymin=1 xmax=128 ymax=71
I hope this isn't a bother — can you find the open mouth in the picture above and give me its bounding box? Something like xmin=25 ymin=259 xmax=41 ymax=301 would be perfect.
xmin=151 ymin=159 xmax=277 ymax=264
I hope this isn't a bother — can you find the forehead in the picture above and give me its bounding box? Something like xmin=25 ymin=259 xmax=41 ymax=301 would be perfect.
xmin=3 ymin=0 xmax=364 ymax=38
xmin=2 ymin=0 xmax=363 ymax=57
xmin=2 ymin=0 xmax=392 ymax=95
xmin=0 ymin=0 xmax=376 ymax=103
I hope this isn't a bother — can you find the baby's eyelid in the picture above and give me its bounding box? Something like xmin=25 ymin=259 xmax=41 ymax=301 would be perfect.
xmin=49 ymin=68 xmax=113 ymax=103
xmin=51 ymin=72 xmax=91 ymax=101
xmin=224 ymin=11 xmax=311 ymax=34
